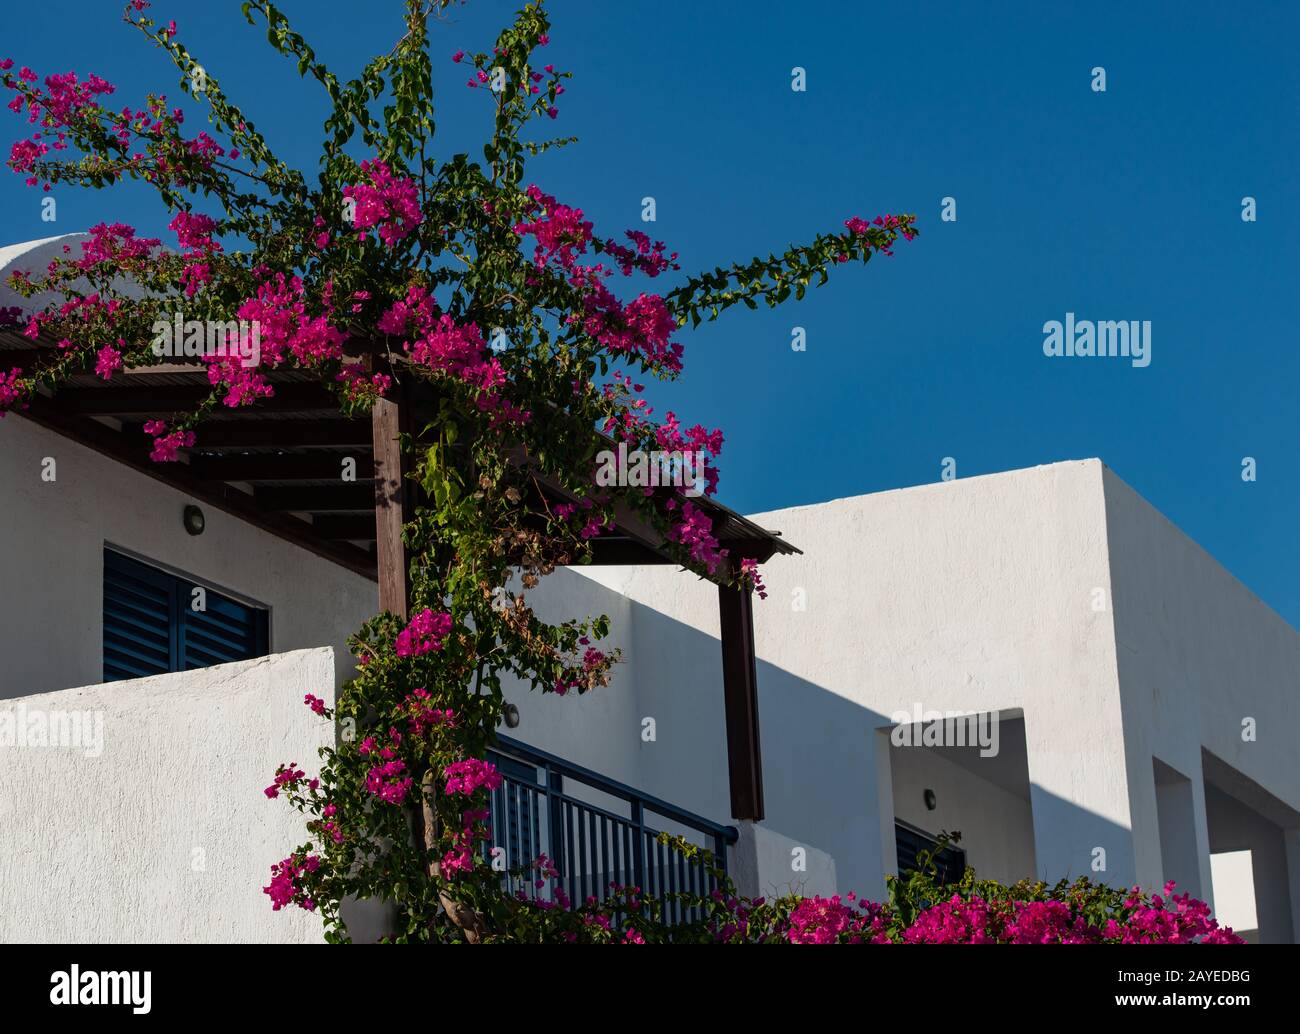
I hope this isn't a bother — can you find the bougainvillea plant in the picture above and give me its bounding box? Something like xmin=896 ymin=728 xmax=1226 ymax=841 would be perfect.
xmin=637 ymin=833 xmax=1244 ymax=945
xmin=2 ymin=2 xmax=1233 ymax=944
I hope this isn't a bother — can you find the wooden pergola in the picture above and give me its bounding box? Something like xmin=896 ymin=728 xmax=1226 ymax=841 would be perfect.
xmin=1 ymin=332 xmax=799 ymax=821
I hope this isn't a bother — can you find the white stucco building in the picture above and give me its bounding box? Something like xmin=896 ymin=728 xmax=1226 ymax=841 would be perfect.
xmin=1 ymin=237 xmax=1297 ymax=943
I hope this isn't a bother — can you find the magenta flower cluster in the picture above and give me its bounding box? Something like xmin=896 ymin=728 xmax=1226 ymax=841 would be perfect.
xmin=263 ymin=762 xmax=310 ymax=800
xmin=394 ymin=608 xmax=455 ymax=658
xmin=666 ymin=501 xmax=724 ymax=574
xmin=343 ymin=159 xmax=422 ymax=246
xmin=781 ymin=882 xmax=1245 ymax=945
xmin=0 ymin=367 xmax=23 ymax=413
xmin=785 ymin=893 xmax=892 ymax=944
xmin=401 ymin=688 xmax=456 ymax=737
xmin=263 ymin=852 xmax=320 ymax=912
xmin=364 ymin=758 xmax=413 ymax=806
xmin=443 ymin=758 xmax=503 ymax=797
xmin=141 ymin=420 xmax=196 ymax=463
xmin=376 ymin=284 xmax=526 ymax=425
xmin=360 ymin=726 xmax=413 ymax=805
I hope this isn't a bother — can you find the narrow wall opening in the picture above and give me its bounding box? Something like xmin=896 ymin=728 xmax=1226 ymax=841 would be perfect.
xmin=885 ymin=712 xmax=1036 ymax=885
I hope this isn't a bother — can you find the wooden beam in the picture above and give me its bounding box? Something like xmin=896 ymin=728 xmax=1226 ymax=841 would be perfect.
xmin=256 ymin=484 xmax=376 ymax=511
xmin=58 ymin=381 xmax=337 ymax=416
xmin=372 ymin=390 xmax=414 ymax=618
xmin=310 ymin=515 xmax=378 ymax=541
xmin=584 ymin=537 xmax=673 ymax=566
xmin=0 ymin=348 xmax=68 ymax=372
xmin=521 ymin=457 xmax=666 ymax=556
xmin=718 ymin=540 xmax=782 ymax=564
xmin=186 ymin=420 xmax=372 ymax=449
xmin=193 ymin=453 xmax=375 ymax=482
xmin=0 ymin=349 xmax=199 ymax=373
xmin=718 ymin=560 xmax=764 ymax=821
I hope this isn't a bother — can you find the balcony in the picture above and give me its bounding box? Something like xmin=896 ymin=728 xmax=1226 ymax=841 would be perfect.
xmin=487 ymin=736 xmax=738 ymax=924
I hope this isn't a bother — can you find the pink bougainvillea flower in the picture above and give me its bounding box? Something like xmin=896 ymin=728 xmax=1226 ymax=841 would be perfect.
xmin=343 ymin=159 xmax=422 ymax=246
xmin=394 ymin=608 xmax=454 ymax=657
xmin=443 ymin=757 xmax=503 ymax=796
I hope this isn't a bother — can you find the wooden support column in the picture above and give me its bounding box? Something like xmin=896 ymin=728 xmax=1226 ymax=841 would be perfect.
xmin=718 ymin=561 xmax=765 ymax=821
xmin=372 ymin=388 xmax=413 ymax=619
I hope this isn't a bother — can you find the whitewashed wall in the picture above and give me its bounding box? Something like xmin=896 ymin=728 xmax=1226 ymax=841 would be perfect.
xmin=1103 ymin=463 xmax=1300 ymax=938
xmin=529 ymin=459 xmax=1299 ymax=928
xmin=0 ymin=649 xmax=336 ymax=943
xmin=0 ymin=415 xmax=377 ymax=699
xmin=542 ymin=461 xmax=1129 ymax=898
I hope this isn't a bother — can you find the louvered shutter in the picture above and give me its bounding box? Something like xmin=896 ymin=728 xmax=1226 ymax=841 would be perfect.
xmin=895 ymin=821 xmax=967 ymax=885
xmin=103 ymin=549 xmax=268 ymax=682
xmin=180 ymin=583 xmax=269 ymax=670
xmin=104 ymin=548 xmax=177 ymax=681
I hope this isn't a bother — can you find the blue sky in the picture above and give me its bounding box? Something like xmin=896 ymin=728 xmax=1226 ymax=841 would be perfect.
xmin=3 ymin=1 xmax=1298 ymax=623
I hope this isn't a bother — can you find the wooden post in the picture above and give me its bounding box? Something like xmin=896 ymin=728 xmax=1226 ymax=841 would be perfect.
xmin=718 ymin=561 xmax=765 ymax=821
xmin=372 ymin=389 xmax=412 ymax=619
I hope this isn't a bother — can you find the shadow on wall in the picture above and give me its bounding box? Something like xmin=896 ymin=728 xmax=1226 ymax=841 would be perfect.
xmin=516 ymin=580 xmax=1148 ymax=904
xmin=881 ymin=712 xmax=1142 ymax=893
xmin=511 ymin=578 xmax=894 ymax=899
xmin=1021 ymin=784 xmax=1140 ymax=889
xmin=1202 ymin=749 xmax=1299 ymax=945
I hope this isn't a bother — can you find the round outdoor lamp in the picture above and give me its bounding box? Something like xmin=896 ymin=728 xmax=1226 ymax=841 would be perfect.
xmin=183 ymin=504 xmax=206 ymax=536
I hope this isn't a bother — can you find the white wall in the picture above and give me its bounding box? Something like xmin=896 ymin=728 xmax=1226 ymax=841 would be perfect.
xmin=0 ymin=415 xmax=377 ymax=699
xmin=499 ymin=567 xmax=649 ymax=787
xmin=1154 ymin=761 xmax=1205 ymax=899
xmin=1102 ymin=465 xmax=1300 ymax=918
xmin=552 ymin=461 xmax=1132 ymax=898
xmin=579 ymin=459 xmax=1299 ymax=918
xmin=0 ymin=648 xmax=336 ymax=943
xmin=733 ymin=821 xmax=837 ymax=899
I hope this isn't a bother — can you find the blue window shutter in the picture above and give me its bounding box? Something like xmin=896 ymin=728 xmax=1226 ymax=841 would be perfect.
xmin=179 ymin=584 xmax=269 ymax=670
xmin=103 ymin=549 xmax=268 ymax=682
xmin=895 ymin=820 xmax=967 ymax=885
xmin=103 ymin=549 xmax=177 ymax=681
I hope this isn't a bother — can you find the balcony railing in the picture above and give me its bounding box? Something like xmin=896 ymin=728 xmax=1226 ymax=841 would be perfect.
xmin=486 ymin=735 xmax=738 ymax=925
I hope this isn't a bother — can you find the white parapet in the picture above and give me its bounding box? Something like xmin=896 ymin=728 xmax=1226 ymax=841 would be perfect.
xmin=731 ymin=820 xmax=838 ymax=900
xmin=0 ymin=648 xmax=336 ymax=943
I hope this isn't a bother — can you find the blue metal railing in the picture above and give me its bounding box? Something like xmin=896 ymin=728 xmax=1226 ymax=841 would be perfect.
xmin=485 ymin=735 xmax=738 ymax=925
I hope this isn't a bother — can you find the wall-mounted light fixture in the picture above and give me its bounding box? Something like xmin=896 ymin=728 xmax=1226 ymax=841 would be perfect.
xmin=923 ymin=788 xmax=937 ymax=811
xmin=182 ymin=504 xmax=206 ymax=537
xmin=502 ymin=702 xmax=521 ymax=729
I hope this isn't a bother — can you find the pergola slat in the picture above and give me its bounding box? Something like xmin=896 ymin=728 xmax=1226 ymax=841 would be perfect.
xmin=310 ymin=515 xmax=379 ymax=540
xmin=193 ymin=454 xmax=375 ymax=481
xmin=58 ymin=381 xmax=337 ymax=416
xmin=187 ymin=420 xmax=371 ymax=449
xmin=256 ymin=484 xmax=376 ymax=511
